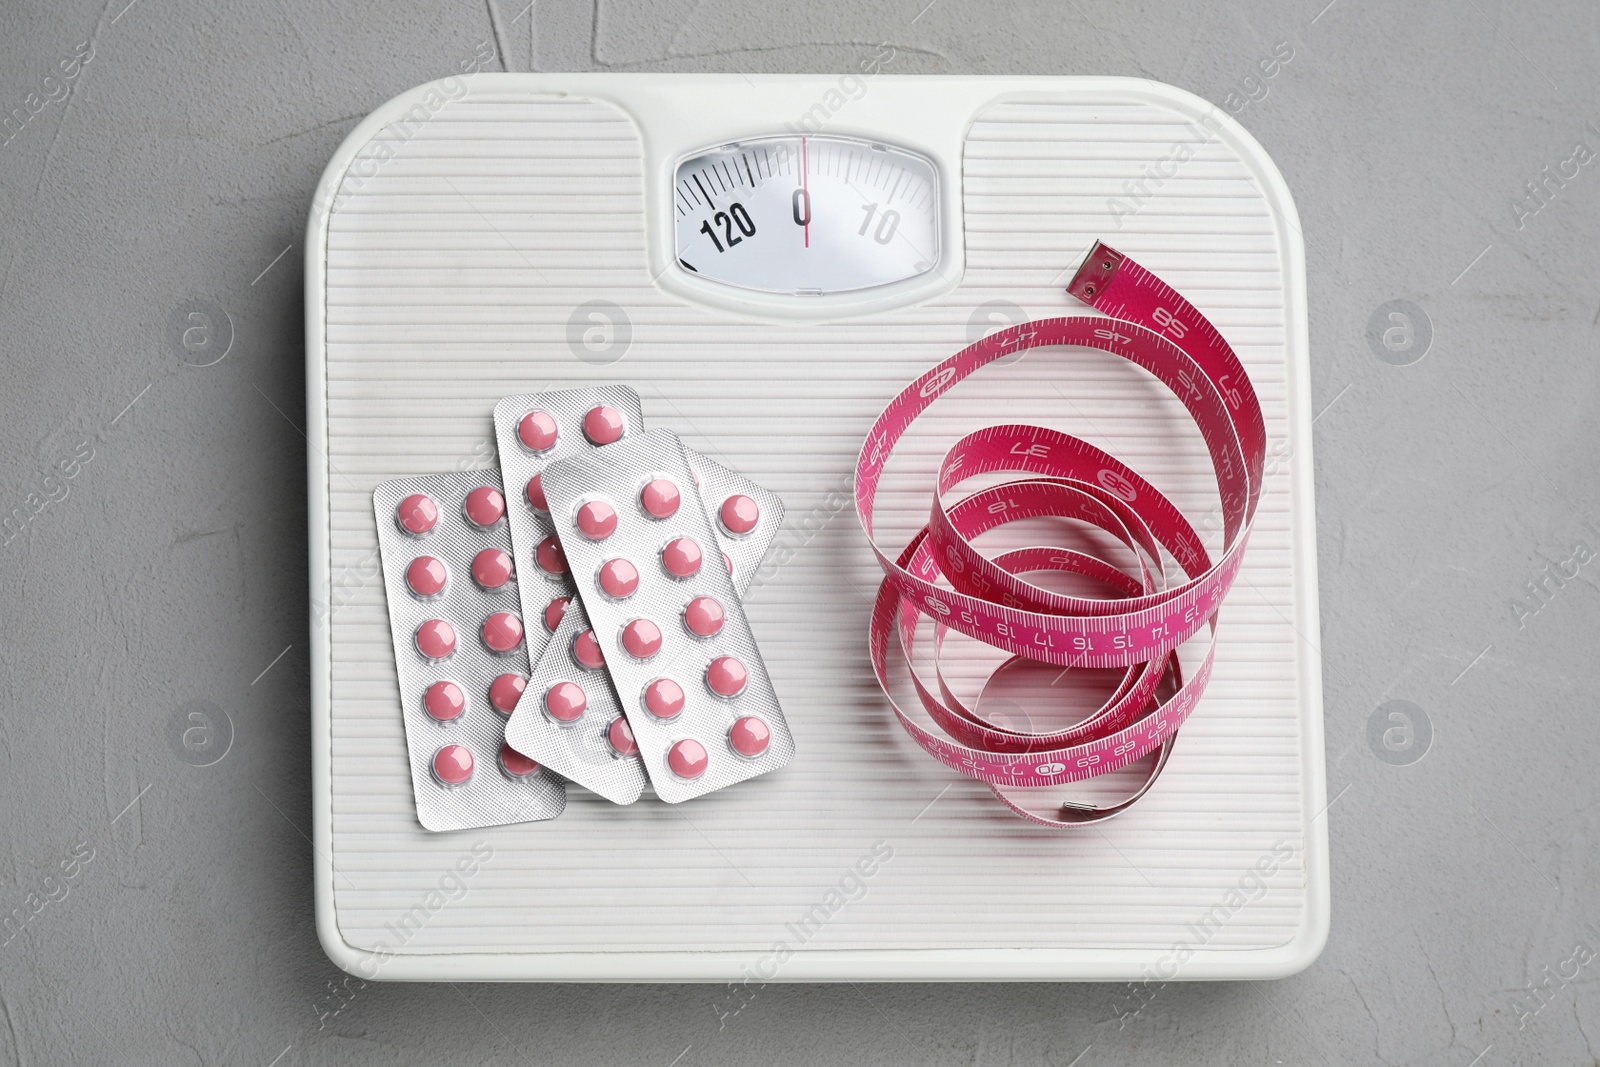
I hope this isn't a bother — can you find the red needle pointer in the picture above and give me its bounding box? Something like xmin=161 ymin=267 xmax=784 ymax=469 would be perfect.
xmin=801 ymin=136 xmax=810 ymax=249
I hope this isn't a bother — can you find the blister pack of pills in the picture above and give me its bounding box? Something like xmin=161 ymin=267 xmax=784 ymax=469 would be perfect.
xmin=492 ymin=386 xmax=646 ymax=666
xmin=503 ymin=448 xmax=785 ymax=804
xmin=682 ymin=451 xmax=785 ymax=586
xmin=512 ymin=600 xmax=651 ymax=804
xmin=372 ymin=471 xmax=567 ymax=831
xmin=533 ymin=429 xmax=794 ymax=803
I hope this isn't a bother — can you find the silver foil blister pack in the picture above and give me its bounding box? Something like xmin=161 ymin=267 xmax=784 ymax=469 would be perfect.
xmin=534 ymin=429 xmax=794 ymax=803
xmin=372 ymin=471 xmax=566 ymax=831
xmin=682 ymin=450 xmax=785 ymax=587
xmin=508 ymin=599 xmax=651 ymax=804
xmin=492 ymin=386 xmax=646 ymax=666
xmin=504 ymin=449 xmax=785 ymax=803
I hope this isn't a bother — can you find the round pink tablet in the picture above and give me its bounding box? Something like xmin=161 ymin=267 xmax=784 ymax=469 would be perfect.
xmin=499 ymin=742 xmax=539 ymax=778
xmin=640 ymin=478 xmax=681 ymax=519
xmin=423 ymin=680 xmax=466 ymax=722
xmin=396 ymin=494 xmax=439 ymax=536
xmin=535 ymin=536 xmax=567 ymax=575
xmin=598 ymin=558 xmax=639 ymax=599
xmin=729 ymin=716 xmax=771 ymax=758
xmin=723 ymin=551 xmax=734 ymax=576
xmin=720 ymin=494 xmax=760 ymax=535
xmin=471 ymin=548 xmax=513 ymax=590
xmin=489 ymin=673 xmax=527 ymax=715
xmin=683 ymin=595 xmax=725 ymax=637
xmin=544 ymin=681 xmax=587 ymax=723
xmin=414 ymin=619 xmax=457 ymax=661
xmin=464 ymin=485 xmax=506 ymax=527
xmin=525 ymin=472 xmax=548 ymax=511
xmin=661 ymin=536 xmax=703 ymax=579
xmin=644 ymin=678 xmax=685 ymax=719
xmin=543 ymin=595 xmax=571 ymax=632
xmin=621 ymin=618 xmax=663 ymax=659
xmin=573 ymin=629 xmax=605 ymax=671
xmin=706 ymin=655 xmax=748 ymax=697
xmin=607 ymin=717 xmax=639 ymax=757
xmin=668 ymin=739 xmax=709 ymax=779
xmin=518 ymin=410 xmax=558 ymax=452
xmin=583 ymin=404 xmax=626 ymax=445
xmin=432 ymin=744 xmax=474 ymax=786
xmin=406 ymin=556 xmax=448 ymax=598
xmin=482 ymin=611 xmax=524 ymax=654
xmin=576 ymin=499 xmax=618 ymax=541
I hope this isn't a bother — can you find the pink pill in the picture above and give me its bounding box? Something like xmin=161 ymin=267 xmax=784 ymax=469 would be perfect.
xmin=668 ymin=738 xmax=709 ymax=780
xmin=683 ymin=595 xmax=725 ymax=637
xmin=536 ymin=536 xmax=567 ymax=575
xmin=576 ymin=499 xmax=618 ymax=541
xmin=423 ymin=680 xmax=465 ymax=722
xmin=543 ymin=595 xmax=571 ymax=632
xmin=464 ymin=485 xmax=506 ymax=527
xmin=482 ymin=611 xmax=524 ymax=654
xmin=724 ymin=551 xmax=734 ymax=576
xmin=414 ymin=619 xmax=457 ymax=661
xmin=598 ymin=557 xmax=639 ymax=599
xmin=489 ymin=673 xmax=527 ymax=715
xmin=729 ymin=716 xmax=771 ymax=758
xmin=499 ymin=742 xmax=539 ymax=779
xmin=720 ymin=494 xmax=760 ymax=535
xmin=706 ymin=655 xmax=748 ymax=697
xmin=573 ymin=629 xmax=605 ymax=671
xmin=471 ymin=548 xmax=513 ymax=590
xmin=583 ymin=405 xmax=626 ymax=445
xmin=432 ymin=744 xmax=474 ymax=786
xmin=525 ymin=472 xmax=548 ymax=511
xmin=644 ymin=678 xmax=685 ymax=719
xmin=640 ymin=478 xmax=681 ymax=519
xmin=518 ymin=410 xmax=558 ymax=452
xmin=544 ymin=681 xmax=587 ymax=723
xmin=607 ymin=717 xmax=639 ymax=757
xmin=621 ymin=618 xmax=663 ymax=659
xmin=396 ymin=494 xmax=439 ymax=536
xmin=661 ymin=536 xmax=703 ymax=579
xmin=406 ymin=556 xmax=448 ymax=598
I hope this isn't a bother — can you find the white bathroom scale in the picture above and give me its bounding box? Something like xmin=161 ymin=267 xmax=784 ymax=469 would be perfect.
xmin=306 ymin=73 xmax=1328 ymax=981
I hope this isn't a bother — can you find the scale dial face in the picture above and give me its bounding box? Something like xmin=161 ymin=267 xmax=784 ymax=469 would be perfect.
xmin=672 ymin=134 xmax=940 ymax=296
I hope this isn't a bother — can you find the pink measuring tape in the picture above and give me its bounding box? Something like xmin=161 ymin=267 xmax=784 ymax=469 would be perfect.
xmin=856 ymin=243 xmax=1267 ymax=828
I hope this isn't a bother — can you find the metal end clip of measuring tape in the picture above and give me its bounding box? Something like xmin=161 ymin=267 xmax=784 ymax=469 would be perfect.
xmin=854 ymin=242 xmax=1267 ymax=828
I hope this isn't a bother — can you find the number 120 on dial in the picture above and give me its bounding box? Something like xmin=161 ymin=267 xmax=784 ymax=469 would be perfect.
xmin=673 ymin=134 xmax=940 ymax=296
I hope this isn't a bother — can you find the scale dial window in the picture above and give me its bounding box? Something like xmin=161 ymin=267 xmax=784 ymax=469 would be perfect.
xmin=673 ymin=134 xmax=940 ymax=296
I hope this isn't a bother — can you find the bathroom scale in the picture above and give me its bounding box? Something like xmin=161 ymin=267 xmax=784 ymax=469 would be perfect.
xmin=305 ymin=73 xmax=1327 ymax=981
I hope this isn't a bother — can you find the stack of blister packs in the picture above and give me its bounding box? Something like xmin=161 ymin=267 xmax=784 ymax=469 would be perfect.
xmin=373 ymin=387 xmax=790 ymax=831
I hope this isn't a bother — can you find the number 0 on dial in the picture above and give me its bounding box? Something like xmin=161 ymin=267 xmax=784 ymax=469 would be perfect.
xmin=673 ymin=134 xmax=940 ymax=296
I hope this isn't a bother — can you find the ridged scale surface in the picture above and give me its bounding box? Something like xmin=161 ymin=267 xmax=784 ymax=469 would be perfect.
xmin=323 ymin=96 xmax=1309 ymax=956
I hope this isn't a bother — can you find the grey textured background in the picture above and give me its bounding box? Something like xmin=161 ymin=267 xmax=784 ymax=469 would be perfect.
xmin=1 ymin=0 xmax=1596 ymax=1063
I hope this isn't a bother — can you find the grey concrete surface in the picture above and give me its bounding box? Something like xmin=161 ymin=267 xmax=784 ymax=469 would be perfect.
xmin=1 ymin=0 xmax=1597 ymax=1063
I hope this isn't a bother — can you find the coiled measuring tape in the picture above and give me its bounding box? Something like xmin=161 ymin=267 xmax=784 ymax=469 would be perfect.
xmin=855 ymin=242 xmax=1266 ymax=828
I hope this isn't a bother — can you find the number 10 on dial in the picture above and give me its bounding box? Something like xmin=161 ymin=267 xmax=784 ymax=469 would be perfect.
xmin=673 ymin=134 xmax=940 ymax=296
